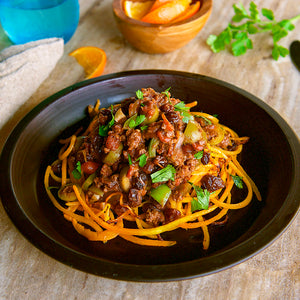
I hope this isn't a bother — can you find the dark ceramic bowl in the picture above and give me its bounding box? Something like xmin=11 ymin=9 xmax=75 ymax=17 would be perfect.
xmin=1 ymin=70 xmax=299 ymax=282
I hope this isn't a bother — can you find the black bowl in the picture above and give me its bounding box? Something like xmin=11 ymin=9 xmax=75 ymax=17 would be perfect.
xmin=1 ymin=70 xmax=299 ymax=281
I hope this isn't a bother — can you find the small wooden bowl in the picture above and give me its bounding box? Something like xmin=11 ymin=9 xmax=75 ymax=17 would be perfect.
xmin=113 ymin=0 xmax=213 ymax=54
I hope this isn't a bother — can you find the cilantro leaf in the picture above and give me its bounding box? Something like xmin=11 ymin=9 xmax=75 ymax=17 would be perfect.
xmin=231 ymin=175 xmax=243 ymax=189
xmin=191 ymin=185 xmax=210 ymax=212
xmin=129 ymin=114 xmax=146 ymax=128
xmin=161 ymin=87 xmax=171 ymax=100
xmin=72 ymin=161 xmax=82 ymax=179
xmin=207 ymin=1 xmax=300 ymax=60
xmin=137 ymin=153 xmax=147 ymax=167
xmin=174 ymin=101 xmax=194 ymax=123
xmin=128 ymin=153 xmax=133 ymax=165
xmin=99 ymin=105 xmax=115 ymax=137
xmin=194 ymin=150 xmax=204 ymax=159
xmin=150 ymin=165 xmax=176 ymax=183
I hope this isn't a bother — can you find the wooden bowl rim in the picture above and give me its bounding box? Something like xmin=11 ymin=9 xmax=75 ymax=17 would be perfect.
xmin=113 ymin=0 xmax=213 ymax=28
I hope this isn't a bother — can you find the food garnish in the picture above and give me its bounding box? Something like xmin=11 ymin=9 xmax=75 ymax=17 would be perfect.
xmin=207 ymin=1 xmax=300 ymax=60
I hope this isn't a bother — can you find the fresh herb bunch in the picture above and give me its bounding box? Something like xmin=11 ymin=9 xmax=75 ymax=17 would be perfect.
xmin=207 ymin=1 xmax=300 ymax=60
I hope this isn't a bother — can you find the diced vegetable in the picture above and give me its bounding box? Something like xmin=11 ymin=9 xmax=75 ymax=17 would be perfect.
xmin=88 ymin=185 xmax=104 ymax=196
xmin=142 ymin=105 xmax=159 ymax=125
xmin=102 ymin=143 xmax=123 ymax=165
xmin=82 ymin=173 xmax=96 ymax=191
xmin=58 ymin=184 xmax=83 ymax=201
xmin=150 ymin=164 xmax=176 ymax=183
xmin=114 ymin=108 xmax=126 ymax=122
xmin=150 ymin=184 xmax=171 ymax=206
xmin=183 ymin=120 xmax=204 ymax=144
xmin=81 ymin=161 xmax=99 ymax=174
xmin=148 ymin=137 xmax=159 ymax=158
xmin=120 ymin=166 xmax=131 ymax=192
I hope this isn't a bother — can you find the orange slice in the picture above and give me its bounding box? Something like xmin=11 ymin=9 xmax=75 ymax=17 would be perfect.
xmin=149 ymin=0 xmax=172 ymax=12
xmin=172 ymin=1 xmax=200 ymax=23
xmin=124 ymin=0 xmax=155 ymax=20
xmin=141 ymin=0 xmax=191 ymax=24
xmin=69 ymin=46 xmax=106 ymax=79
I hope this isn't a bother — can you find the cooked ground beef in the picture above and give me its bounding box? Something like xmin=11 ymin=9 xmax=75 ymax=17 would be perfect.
xmin=67 ymin=88 xmax=232 ymax=226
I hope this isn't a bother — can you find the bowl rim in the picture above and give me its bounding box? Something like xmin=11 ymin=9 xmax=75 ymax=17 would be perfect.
xmin=112 ymin=0 xmax=213 ymax=28
xmin=0 ymin=69 xmax=299 ymax=282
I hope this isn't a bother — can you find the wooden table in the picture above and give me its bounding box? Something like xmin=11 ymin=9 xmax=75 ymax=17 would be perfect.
xmin=0 ymin=0 xmax=299 ymax=299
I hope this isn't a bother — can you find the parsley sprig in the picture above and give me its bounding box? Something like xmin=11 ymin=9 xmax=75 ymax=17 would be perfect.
xmin=174 ymin=101 xmax=194 ymax=123
xmin=207 ymin=1 xmax=300 ymax=60
xmin=72 ymin=161 xmax=82 ymax=179
xmin=99 ymin=105 xmax=115 ymax=137
xmin=190 ymin=183 xmax=210 ymax=212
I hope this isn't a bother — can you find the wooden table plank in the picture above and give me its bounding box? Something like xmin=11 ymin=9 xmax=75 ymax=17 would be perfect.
xmin=0 ymin=0 xmax=299 ymax=299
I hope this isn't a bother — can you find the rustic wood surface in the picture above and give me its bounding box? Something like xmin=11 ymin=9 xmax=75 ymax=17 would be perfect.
xmin=0 ymin=0 xmax=299 ymax=299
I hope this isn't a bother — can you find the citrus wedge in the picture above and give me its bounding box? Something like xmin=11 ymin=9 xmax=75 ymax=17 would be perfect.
xmin=149 ymin=0 xmax=172 ymax=12
xmin=69 ymin=46 xmax=106 ymax=79
xmin=141 ymin=0 xmax=191 ymax=24
xmin=124 ymin=0 xmax=154 ymax=20
xmin=172 ymin=1 xmax=200 ymax=23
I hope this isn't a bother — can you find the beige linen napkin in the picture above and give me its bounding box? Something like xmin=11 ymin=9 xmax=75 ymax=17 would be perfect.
xmin=0 ymin=38 xmax=64 ymax=129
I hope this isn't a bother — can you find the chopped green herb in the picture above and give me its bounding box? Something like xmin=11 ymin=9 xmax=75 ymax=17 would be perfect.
xmin=174 ymin=101 xmax=194 ymax=123
xmin=194 ymin=150 xmax=204 ymax=159
xmin=191 ymin=184 xmax=210 ymax=212
xmin=128 ymin=153 xmax=133 ymax=166
xmin=72 ymin=161 xmax=82 ymax=179
xmin=137 ymin=153 xmax=147 ymax=167
xmin=181 ymin=111 xmax=194 ymax=123
xmin=161 ymin=87 xmax=171 ymax=100
xmin=231 ymin=175 xmax=243 ymax=189
xmin=99 ymin=105 xmax=115 ymax=136
xmin=136 ymin=89 xmax=144 ymax=99
xmin=174 ymin=101 xmax=190 ymax=112
xmin=140 ymin=125 xmax=148 ymax=131
xmin=206 ymin=1 xmax=300 ymax=60
xmin=129 ymin=114 xmax=146 ymax=128
xmin=150 ymin=164 xmax=176 ymax=183
xmin=99 ymin=124 xmax=109 ymax=136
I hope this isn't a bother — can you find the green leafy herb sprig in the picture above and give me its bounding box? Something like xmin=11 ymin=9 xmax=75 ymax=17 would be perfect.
xmin=207 ymin=1 xmax=300 ymax=60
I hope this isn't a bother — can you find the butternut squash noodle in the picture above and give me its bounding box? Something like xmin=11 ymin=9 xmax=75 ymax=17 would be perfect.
xmin=44 ymin=88 xmax=261 ymax=249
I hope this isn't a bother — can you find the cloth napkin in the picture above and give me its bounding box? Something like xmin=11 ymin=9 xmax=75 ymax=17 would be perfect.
xmin=0 ymin=38 xmax=64 ymax=129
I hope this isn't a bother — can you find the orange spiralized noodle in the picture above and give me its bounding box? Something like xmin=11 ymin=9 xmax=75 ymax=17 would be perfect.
xmin=44 ymin=91 xmax=261 ymax=249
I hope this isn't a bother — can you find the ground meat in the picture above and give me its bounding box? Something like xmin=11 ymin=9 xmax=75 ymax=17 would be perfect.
xmin=204 ymin=124 xmax=218 ymax=140
xmin=127 ymin=129 xmax=142 ymax=151
xmin=140 ymin=100 xmax=157 ymax=119
xmin=100 ymin=164 xmax=112 ymax=177
xmin=105 ymin=133 xmax=121 ymax=151
xmin=143 ymin=203 xmax=165 ymax=226
xmin=201 ymin=174 xmax=225 ymax=192
xmin=217 ymin=133 xmax=231 ymax=149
